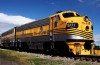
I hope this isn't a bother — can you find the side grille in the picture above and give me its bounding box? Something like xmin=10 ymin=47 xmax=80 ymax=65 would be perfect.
xmin=67 ymin=28 xmax=93 ymax=39
xmin=53 ymin=28 xmax=92 ymax=40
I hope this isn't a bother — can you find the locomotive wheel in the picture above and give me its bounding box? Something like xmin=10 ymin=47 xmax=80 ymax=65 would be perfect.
xmin=43 ymin=42 xmax=51 ymax=55
xmin=20 ymin=42 xmax=29 ymax=51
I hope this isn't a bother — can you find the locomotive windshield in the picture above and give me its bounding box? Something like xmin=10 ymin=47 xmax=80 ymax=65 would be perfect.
xmin=63 ymin=13 xmax=75 ymax=18
xmin=63 ymin=13 xmax=80 ymax=18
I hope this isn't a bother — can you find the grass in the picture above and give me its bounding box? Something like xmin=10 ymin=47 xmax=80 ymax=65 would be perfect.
xmin=32 ymin=58 xmax=64 ymax=65
xmin=75 ymin=61 xmax=93 ymax=65
xmin=0 ymin=49 xmax=32 ymax=65
xmin=0 ymin=49 xmax=65 ymax=65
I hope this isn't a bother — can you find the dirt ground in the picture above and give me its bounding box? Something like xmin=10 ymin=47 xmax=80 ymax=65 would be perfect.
xmin=0 ymin=56 xmax=21 ymax=65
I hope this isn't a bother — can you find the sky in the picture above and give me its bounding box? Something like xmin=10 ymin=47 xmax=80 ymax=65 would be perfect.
xmin=0 ymin=0 xmax=100 ymax=45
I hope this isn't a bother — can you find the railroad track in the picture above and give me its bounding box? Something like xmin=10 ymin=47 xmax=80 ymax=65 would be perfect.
xmin=73 ymin=55 xmax=100 ymax=62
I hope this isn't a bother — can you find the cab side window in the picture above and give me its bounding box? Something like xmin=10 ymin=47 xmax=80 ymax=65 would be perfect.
xmin=54 ymin=15 xmax=60 ymax=28
xmin=40 ymin=26 xmax=43 ymax=33
xmin=56 ymin=15 xmax=60 ymax=21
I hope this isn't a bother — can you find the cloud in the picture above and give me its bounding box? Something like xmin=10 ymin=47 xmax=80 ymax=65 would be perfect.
xmin=0 ymin=13 xmax=35 ymax=25
xmin=94 ymin=34 xmax=100 ymax=46
xmin=0 ymin=13 xmax=35 ymax=34
xmin=0 ymin=22 xmax=16 ymax=34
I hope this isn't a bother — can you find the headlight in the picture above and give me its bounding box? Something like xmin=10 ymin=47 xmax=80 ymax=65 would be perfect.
xmin=84 ymin=16 xmax=89 ymax=22
xmin=70 ymin=35 xmax=84 ymax=39
xmin=86 ymin=26 xmax=89 ymax=31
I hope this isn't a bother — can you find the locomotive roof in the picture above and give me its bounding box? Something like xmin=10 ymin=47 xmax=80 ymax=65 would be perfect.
xmin=16 ymin=18 xmax=50 ymax=31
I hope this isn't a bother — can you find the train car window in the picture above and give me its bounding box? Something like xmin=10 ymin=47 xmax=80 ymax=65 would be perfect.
xmin=56 ymin=15 xmax=60 ymax=21
xmin=63 ymin=13 xmax=75 ymax=18
xmin=54 ymin=16 xmax=60 ymax=28
xmin=51 ymin=17 xmax=53 ymax=22
xmin=40 ymin=26 xmax=43 ymax=32
xmin=51 ymin=16 xmax=56 ymax=22
xmin=51 ymin=16 xmax=59 ymax=28
xmin=51 ymin=16 xmax=56 ymax=28
xmin=54 ymin=22 xmax=57 ymax=28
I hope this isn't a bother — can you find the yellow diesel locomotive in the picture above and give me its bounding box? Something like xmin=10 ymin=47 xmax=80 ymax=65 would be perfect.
xmin=1 ymin=10 xmax=94 ymax=56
